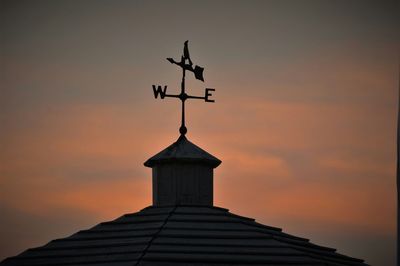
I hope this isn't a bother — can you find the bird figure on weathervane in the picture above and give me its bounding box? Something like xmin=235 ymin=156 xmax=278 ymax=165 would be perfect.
xmin=152 ymin=41 xmax=215 ymax=136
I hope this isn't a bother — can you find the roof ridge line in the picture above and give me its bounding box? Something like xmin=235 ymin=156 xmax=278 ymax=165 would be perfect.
xmin=134 ymin=205 xmax=178 ymax=266
xmin=139 ymin=205 xmax=229 ymax=212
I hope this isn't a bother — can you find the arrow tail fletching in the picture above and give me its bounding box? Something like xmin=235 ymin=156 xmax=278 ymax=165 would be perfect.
xmin=194 ymin=65 xmax=204 ymax=81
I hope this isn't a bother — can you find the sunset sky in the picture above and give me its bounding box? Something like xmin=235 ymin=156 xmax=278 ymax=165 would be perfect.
xmin=1 ymin=1 xmax=399 ymax=265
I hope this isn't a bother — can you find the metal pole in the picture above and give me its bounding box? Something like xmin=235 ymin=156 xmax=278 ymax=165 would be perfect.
xmin=179 ymin=64 xmax=187 ymax=135
xmin=397 ymin=62 xmax=400 ymax=266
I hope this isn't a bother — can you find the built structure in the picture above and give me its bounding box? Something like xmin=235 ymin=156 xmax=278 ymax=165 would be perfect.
xmin=1 ymin=135 xmax=367 ymax=266
xmin=1 ymin=41 xmax=368 ymax=265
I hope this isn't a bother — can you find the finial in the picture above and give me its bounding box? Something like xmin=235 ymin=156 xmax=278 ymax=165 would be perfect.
xmin=152 ymin=41 xmax=216 ymax=136
xmin=179 ymin=125 xmax=187 ymax=135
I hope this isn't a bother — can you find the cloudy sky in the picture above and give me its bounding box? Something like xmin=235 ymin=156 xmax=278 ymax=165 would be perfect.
xmin=1 ymin=1 xmax=398 ymax=265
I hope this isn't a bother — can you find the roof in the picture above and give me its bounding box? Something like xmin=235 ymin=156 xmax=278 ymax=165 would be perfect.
xmin=144 ymin=136 xmax=221 ymax=168
xmin=1 ymin=205 xmax=367 ymax=266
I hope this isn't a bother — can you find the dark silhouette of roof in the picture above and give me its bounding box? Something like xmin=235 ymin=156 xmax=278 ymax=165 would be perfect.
xmin=1 ymin=205 xmax=367 ymax=266
xmin=144 ymin=135 xmax=221 ymax=168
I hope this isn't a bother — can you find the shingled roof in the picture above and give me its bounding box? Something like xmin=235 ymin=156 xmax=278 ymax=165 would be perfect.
xmin=144 ymin=135 xmax=221 ymax=168
xmin=1 ymin=205 xmax=367 ymax=266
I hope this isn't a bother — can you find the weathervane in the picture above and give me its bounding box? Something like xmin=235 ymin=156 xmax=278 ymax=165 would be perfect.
xmin=152 ymin=40 xmax=215 ymax=136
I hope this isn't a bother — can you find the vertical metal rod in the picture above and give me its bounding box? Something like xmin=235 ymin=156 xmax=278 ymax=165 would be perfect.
xmin=179 ymin=64 xmax=187 ymax=135
xmin=181 ymin=100 xmax=185 ymax=131
xmin=397 ymin=63 xmax=400 ymax=266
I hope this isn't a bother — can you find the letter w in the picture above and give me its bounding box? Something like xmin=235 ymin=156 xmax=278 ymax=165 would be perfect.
xmin=152 ymin=85 xmax=167 ymax=99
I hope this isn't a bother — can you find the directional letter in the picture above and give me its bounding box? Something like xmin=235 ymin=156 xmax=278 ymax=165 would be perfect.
xmin=205 ymin=88 xmax=215 ymax=102
xmin=152 ymin=85 xmax=167 ymax=99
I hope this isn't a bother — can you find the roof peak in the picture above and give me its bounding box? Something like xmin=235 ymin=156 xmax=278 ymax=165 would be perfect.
xmin=144 ymin=135 xmax=221 ymax=168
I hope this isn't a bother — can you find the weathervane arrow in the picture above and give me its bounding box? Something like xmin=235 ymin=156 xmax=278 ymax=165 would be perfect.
xmin=167 ymin=41 xmax=204 ymax=81
xmin=152 ymin=40 xmax=215 ymax=136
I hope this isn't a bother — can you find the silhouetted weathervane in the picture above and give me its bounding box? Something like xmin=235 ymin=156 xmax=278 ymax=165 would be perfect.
xmin=152 ymin=40 xmax=215 ymax=136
